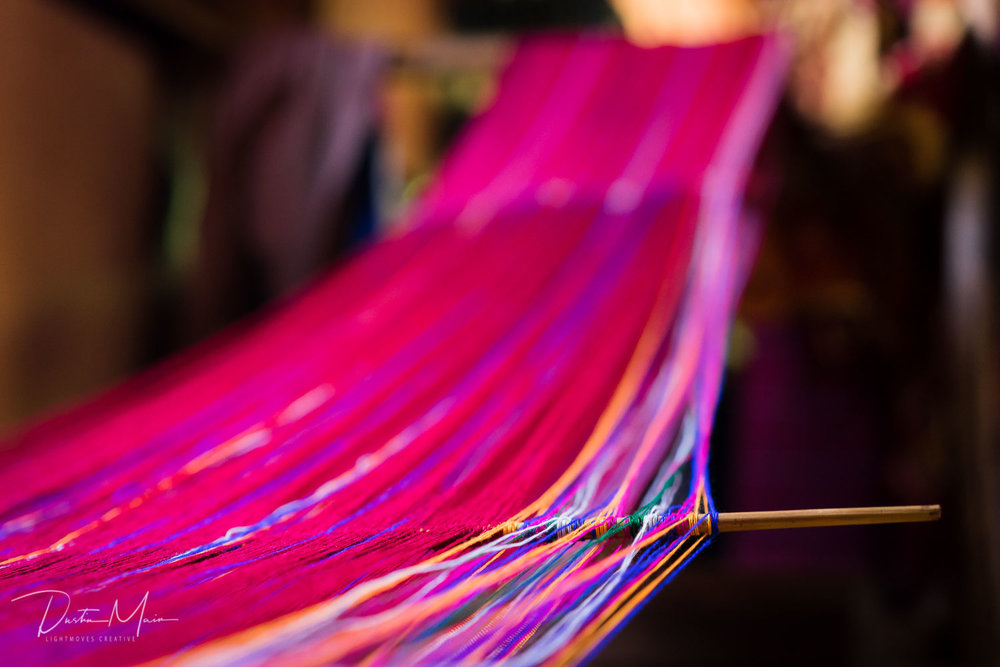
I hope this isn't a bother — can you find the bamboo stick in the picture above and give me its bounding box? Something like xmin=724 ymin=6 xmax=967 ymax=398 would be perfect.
xmin=692 ymin=504 xmax=941 ymax=535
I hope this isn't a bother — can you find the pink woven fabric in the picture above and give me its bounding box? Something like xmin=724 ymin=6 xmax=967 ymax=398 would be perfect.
xmin=0 ymin=33 xmax=785 ymax=666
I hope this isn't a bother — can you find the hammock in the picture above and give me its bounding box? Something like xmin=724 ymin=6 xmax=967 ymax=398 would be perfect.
xmin=0 ymin=33 xmax=787 ymax=666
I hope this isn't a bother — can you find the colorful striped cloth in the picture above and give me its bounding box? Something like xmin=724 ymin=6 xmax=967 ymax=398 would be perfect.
xmin=0 ymin=33 xmax=786 ymax=666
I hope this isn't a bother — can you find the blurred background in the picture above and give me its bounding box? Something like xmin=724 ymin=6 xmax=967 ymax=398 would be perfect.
xmin=0 ymin=0 xmax=997 ymax=664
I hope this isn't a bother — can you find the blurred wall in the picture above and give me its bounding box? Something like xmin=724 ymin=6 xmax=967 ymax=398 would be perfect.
xmin=0 ymin=0 xmax=157 ymax=429
xmin=319 ymin=0 xmax=446 ymax=193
